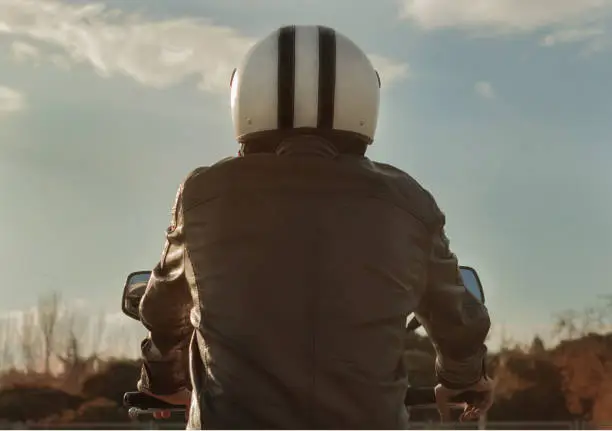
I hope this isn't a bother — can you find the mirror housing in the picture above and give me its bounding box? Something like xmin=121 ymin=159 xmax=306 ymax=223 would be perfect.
xmin=406 ymin=265 xmax=485 ymax=332
xmin=459 ymin=265 xmax=485 ymax=304
xmin=121 ymin=270 xmax=152 ymax=321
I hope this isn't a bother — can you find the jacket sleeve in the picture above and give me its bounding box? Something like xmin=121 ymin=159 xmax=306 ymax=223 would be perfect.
xmin=137 ymin=182 xmax=193 ymax=395
xmin=414 ymin=214 xmax=491 ymax=390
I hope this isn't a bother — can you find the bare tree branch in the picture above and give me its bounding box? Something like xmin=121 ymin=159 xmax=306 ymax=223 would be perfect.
xmin=87 ymin=312 xmax=107 ymax=357
xmin=0 ymin=316 xmax=15 ymax=371
xmin=57 ymin=309 xmax=84 ymax=363
xmin=552 ymin=310 xmax=579 ymax=341
xmin=55 ymin=306 xmax=106 ymax=390
xmin=37 ymin=292 xmax=61 ymax=374
xmin=19 ymin=310 xmax=40 ymax=372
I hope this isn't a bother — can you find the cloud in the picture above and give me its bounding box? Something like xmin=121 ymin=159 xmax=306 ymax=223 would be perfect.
xmin=369 ymin=54 xmax=410 ymax=87
xmin=11 ymin=40 xmax=40 ymax=62
xmin=474 ymin=81 xmax=496 ymax=100
xmin=539 ymin=26 xmax=608 ymax=51
xmin=0 ymin=86 xmax=26 ymax=114
xmin=540 ymin=27 xmax=605 ymax=46
xmin=0 ymin=0 xmax=253 ymax=93
xmin=399 ymin=0 xmax=612 ymax=49
xmin=49 ymin=53 xmax=71 ymax=70
xmin=0 ymin=0 xmax=408 ymax=93
xmin=399 ymin=0 xmax=612 ymax=32
xmin=11 ymin=39 xmax=73 ymax=69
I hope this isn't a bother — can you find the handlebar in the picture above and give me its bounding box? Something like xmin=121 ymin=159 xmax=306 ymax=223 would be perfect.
xmin=124 ymin=388 xmax=484 ymax=418
xmin=124 ymin=392 xmax=186 ymax=419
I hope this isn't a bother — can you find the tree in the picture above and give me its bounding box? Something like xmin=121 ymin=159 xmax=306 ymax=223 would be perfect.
xmin=498 ymin=324 xmax=524 ymax=352
xmin=0 ymin=316 xmax=15 ymax=371
xmin=37 ymin=292 xmax=61 ymax=374
xmin=552 ymin=310 xmax=580 ymax=341
xmin=19 ymin=310 xmax=40 ymax=372
xmin=552 ymin=333 xmax=612 ymax=423
xmin=553 ymin=304 xmax=610 ymax=343
xmin=578 ymin=306 xmax=607 ymax=335
xmin=529 ymin=335 xmax=546 ymax=355
xmin=87 ymin=312 xmax=107 ymax=358
xmin=600 ymin=294 xmax=612 ymax=331
xmin=56 ymin=308 xmax=107 ymax=392
xmin=486 ymin=350 xmax=572 ymax=421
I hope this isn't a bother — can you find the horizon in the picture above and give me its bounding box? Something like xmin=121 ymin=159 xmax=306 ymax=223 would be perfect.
xmin=2 ymin=0 xmax=612 ymax=355
xmin=0 ymin=298 xmax=605 ymax=374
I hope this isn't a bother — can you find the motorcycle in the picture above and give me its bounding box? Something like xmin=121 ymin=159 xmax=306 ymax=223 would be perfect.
xmin=120 ymin=266 xmax=486 ymax=421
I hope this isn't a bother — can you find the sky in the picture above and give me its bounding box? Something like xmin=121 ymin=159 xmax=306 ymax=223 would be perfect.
xmin=1 ymin=0 xmax=612 ymax=354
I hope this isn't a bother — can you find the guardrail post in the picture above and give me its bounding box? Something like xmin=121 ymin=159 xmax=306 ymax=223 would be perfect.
xmin=478 ymin=412 xmax=487 ymax=430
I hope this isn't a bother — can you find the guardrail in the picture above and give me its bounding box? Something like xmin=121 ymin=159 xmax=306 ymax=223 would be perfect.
xmin=0 ymin=421 xmax=600 ymax=430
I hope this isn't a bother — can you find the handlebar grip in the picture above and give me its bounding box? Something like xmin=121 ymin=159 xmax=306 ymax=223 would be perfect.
xmin=123 ymin=391 xmax=184 ymax=410
xmin=404 ymin=387 xmax=484 ymax=406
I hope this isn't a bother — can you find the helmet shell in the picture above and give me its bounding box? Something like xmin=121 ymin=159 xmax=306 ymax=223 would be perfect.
xmin=230 ymin=25 xmax=381 ymax=144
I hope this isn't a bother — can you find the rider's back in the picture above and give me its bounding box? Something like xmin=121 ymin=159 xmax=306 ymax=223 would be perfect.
xmin=180 ymin=136 xmax=444 ymax=429
xmin=137 ymin=25 xmax=491 ymax=430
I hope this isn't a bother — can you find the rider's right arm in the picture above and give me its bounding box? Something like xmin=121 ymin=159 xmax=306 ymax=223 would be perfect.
xmin=414 ymin=215 xmax=491 ymax=390
xmin=137 ymin=181 xmax=193 ymax=397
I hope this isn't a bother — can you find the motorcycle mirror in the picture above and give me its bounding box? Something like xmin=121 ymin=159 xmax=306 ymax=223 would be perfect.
xmin=460 ymin=266 xmax=485 ymax=304
xmin=406 ymin=265 xmax=485 ymax=332
xmin=121 ymin=271 xmax=152 ymax=321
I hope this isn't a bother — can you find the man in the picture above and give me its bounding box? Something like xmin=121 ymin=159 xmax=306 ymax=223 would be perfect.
xmin=136 ymin=25 xmax=493 ymax=429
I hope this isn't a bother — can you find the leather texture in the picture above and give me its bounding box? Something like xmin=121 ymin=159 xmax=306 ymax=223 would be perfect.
xmin=137 ymin=136 xmax=490 ymax=429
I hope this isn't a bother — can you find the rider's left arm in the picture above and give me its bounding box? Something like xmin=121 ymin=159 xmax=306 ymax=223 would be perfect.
xmin=137 ymin=182 xmax=194 ymax=396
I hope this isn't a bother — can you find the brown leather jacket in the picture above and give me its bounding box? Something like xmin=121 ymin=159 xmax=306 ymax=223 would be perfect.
xmin=137 ymin=137 xmax=490 ymax=429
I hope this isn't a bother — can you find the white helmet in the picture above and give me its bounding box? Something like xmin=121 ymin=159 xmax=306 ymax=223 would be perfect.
xmin=230 ymin=25 xmax=381 ymax=146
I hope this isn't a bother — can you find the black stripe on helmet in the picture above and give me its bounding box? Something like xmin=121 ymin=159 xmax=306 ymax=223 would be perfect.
xmin=317 ymin=26 xmax=336 ymax=129
xmin=277 ymin=26 xmax=296 ymax=129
